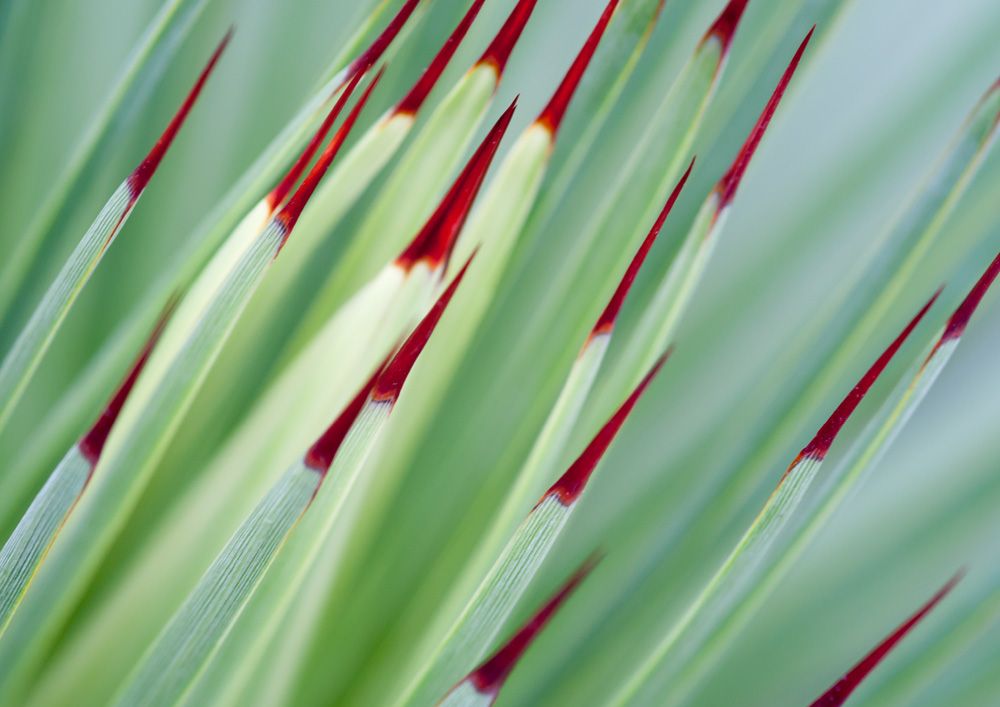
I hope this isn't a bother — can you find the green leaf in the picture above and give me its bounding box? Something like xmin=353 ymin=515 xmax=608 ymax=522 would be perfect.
xmin=609 ymin=292 xmax=936 ymax=706
xmin=0 ymin=69 xmax=377 ymax=705
xmin=395 ymin=359 xmax=662 ymax=707
xmin=0 ymin=0 xmax=215 ymax=326
xmin=0 ymin=35 xmax=228 ymax=434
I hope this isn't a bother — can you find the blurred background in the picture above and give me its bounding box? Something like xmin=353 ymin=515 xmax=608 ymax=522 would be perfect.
xmin=2 ymin=0 xmax=1000 ymax=704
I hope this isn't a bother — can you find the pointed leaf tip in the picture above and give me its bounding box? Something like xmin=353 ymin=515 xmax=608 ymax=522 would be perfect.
xmin=808 ymin=571 xmax=963 ymax=707
xmin=941 ymin=248 xmax=1000 ymax=343
xmin=465 ymin=555 xmax=601 ymax=699
xmin=396 ymin=99 xmax=516 ymax=271
xmin=77 ymin=298 xmax=178 ymax=465
xmin=535 ymin=0 xmax=619 ymax=135
xmin=395 ymin=0 xmax=486 ymax=116
xmin=277 ymin=67 xmax=383 ymax=238
xmin=128 ymin=29 xmax=231 ymax=196
xmin=799 ymin=287 xmax=938 ymax=462
xmin=304 ymin=357 xmax=389 ymax=475
xmin=268 ymin=63 xmax=372 ymax=211
xmin=372 ymin=254 xmax=476 ymax=403
xmin=545 ymin=353 xmax=669 ymax=506
xmin=701 ymin=0 xmax=751 ymax=54
xmin=476 ymin=0 xmax=539 ymax=76
xmin=348 ymin=0 xmax=421 ymax=77
xmin=591 ymin=158 xmax=694 ymax=337
xmin=715 ymin=26 xmax=813 ymax=210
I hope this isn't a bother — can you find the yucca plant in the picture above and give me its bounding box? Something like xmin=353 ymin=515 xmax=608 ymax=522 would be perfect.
xmin=2 ymin=0 xmax=1000 ymax=704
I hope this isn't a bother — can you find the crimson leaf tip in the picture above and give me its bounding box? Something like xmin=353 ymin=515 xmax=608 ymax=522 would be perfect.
xmin=396 ymin=99 xmax=515 ymax=271
xmin=78 ymin=298 xmax=177 ymax=465
xmin=591 ymin=158 xmax=694 ymax=337
xmin=714 ymin=25 xmax=813 ymax=210
xmin=799 ymin=287 xmax=938 ymax=462
xmin=941 ymin=248 xmax=1000 ymax=342
xmin=395 ymin=0 xmax=486 ymax=116
xmin=546 ymin=353 xmax=669 ymax=506
xmin=128 ymin=29 xmax=231 ymax=196
xmin=372 ymin=254 xmax=476 ymax=404
xmin=277 ymin=67 xmax=382 ymax=238
xmin=348 ymin=0 xmax=420 ymax=77
xmin=701 ymin=0 xmax=751 ymax=54
xmin=468 ymin=554 xmax=601 ymax=697
xmin=476 ymin=0 xmax=539 ymax=76
xmin=808 ymin=571 xmax=962 ymax=707
xmin=535 ymin=0 xmax=619 ymax=135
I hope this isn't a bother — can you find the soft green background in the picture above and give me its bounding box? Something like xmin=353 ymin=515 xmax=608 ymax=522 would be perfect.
xmin=2 ymin=0 xmax=1000 ymax=704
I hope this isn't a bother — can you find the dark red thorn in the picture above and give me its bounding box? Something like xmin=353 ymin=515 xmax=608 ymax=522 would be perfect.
xmin=128 ymin=29 xmax=232 ymax=197
xmin=304 ymin=356 xmax=391 ymax=475
xmin=468 ymin=554 xmax=601 ymax=698
xmin=394 ymin=0 xmax=486 ymax=116
xmin=371 ymin=254 xmax=476 ymax=403
xmin=589 ymin=159 xmax=694 ymax=339
xmin=276 ymin=68 xmax=383 ymax=241
xmin=808 ymin=571 xmax=964 ymax=707
xmin=700 ymin=0 xmax=751 ymax=55
xmin=713 ymin=26 xmax=813 ymax=211
xmin=347 ymin=0 xmax=421 ymax=77
xmin=545 ymin=352 xmax=670 ymax=506
xmin=794 ymin=288 xmax=939 ymax=465
xmin=941 ymin=249 xmax=1000 ymax=343
xmin=476 ymin=0 xmax=538 ymax=76
xmin=78 ymin=297 xmax=179 ymax=466
xmin=267 ymin=70 xmax=370 ymax=211
xmin=395 ymin=99 xmax=516 ymax=271
xmin=535 ymin=0 xmax=619 ymax=135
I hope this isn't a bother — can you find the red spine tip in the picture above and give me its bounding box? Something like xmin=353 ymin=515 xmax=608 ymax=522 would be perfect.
xmin=347 ymin=0 xmax=420 ymax=77
xmin=941 ymin=249 xmax=1000 ymax=343
xmin=797 ymin=288 xmax=939 ymax=463
xmin=371 ymin=254 xmax=476 ymax=403
xmin=535 ymin=0 xmax=619 ymax=135
xmin=394 ymin=0 xmax=486 ymax=116
xmin=714 ymin=26 xmax=813 ymax=210
xmin=468 ymin=555 xmax=601 ymax=697
xmin=304 ymin=358 xmax=389 ymax=475
xmin=128 ymin=29 xmax=232 ymax=196
xmin=78 ymin=298 xmax=178 ymax=465
xmin=277 ymin=67 xmax=383 ymax=238
xmin=590 ymin=158 xmax=694 ymax=338
xmin=476 ymin=0 xmax=539 ymax=76
xmin=395 ymin=99 xmax=516 ymax=271
xmin=808 ymin=571 xmax=963 ymax=707
xmin=545 ymin=352 xmax=670 ymax=506
xmin=700 ymin=0 xmax=751 ymax=54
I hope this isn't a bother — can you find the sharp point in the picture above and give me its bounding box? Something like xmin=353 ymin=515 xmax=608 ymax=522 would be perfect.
xmin=545 ymin=353 xmax=669 ymax=506
xmin=467 ymin=554 xmax=601 ymax=697
xmin=304 ymin=356 xmax=389 ymax=475
xmin=395 ymin=98 xmax=516 ymax=271
xmin=941 ymin=248 xmax=1000 ymax=343
xmin=714 ymin=26 xmax=813 ymax=210
xmin=798 ymin=288 xmax=938 ymax=463
xmin=475 ymin=0 xmax=539 ymax=77
xmin=268 ymin=67 xmax=370 ymax=212
xmin=348 ymin=0 xmax=421 ymax=77
xmin=808 ymin=571 xmax=962 ymax=707
xmin=128 ymin=29 xmax=232 ymax=196
xmin=77 ymin=297 xmax=178 ymax=466
xmin=535 ymin=0 xmax=620 ymax=136
xmin=371 ymin=254 xmax=476 ymax=403
xmin=276 ymin=67 xmax=382 ymax=239
xmin=590 ymin=158 xmax=694 ymax=338
xmin=394 ymin=0 xmax=486 ymax=116
xmin=700 ymin=0 xmax=751 ymax=55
